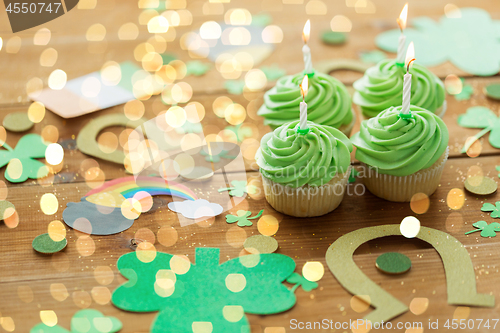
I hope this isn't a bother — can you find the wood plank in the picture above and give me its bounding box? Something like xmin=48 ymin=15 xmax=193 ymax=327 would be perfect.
xmin=0 ymin=155 xmax=499 ymax=332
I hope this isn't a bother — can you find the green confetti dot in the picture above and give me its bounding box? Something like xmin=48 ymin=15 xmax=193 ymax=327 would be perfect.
xmin=32 ymin=233 xmax=67 ymax=254
xmin=321 ymin=30 xmax=347 ymax=45
xmin=3 ymin=112 xmax=34 ymax=132
xmin=244 ymin=235 xmax=278 ymax=254
xmin=375 ymin=252 xmax=411 ymax=275
xmin=484 ymin=84 xmax=500 ymax=100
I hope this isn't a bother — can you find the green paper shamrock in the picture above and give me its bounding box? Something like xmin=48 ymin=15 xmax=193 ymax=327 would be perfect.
xmin=496 ymin=166 xmax=500 ymax=178
xmin=359 ymin=50 xmax=387 ymax=64
xmin=481 ymin=202 xmax=500 ymax=218
xmin=30 ymin=309 xmax=122 ymax=333
xmin=226 ymin=209 xmax=264 ymax=227
xmin=348 ymin=168 xmax=360 ymax=183
xmin=465 ymin=221 xmax=500 ymax=237
xmin=224 ymin=80 xmax=245 ymax=95
xmin=286 ymin=273 xmax=318 ymax=292
xmin=457 ymin=106 xmax=500 ymax=153
xmin=224 ymin=124 xmax=253 ymax=142
xmin=185 ymin=61 xmax=211 ymax=76
xmin=111 ymin=248 xmax=296 ymax=333
xmin=175 ymin=121 xmax=203 ymax=134
xmin=454 ymin=79 xmax=473 ymax=101
xmin=200 ymin=147 xmax=237 ymax=162
xmin=219 ymin=180 xmax=257 ymax=197
xmin=0 ymin=133 xmax=49 ymax=183
xmin=376 ymin=8 xmax=500 ymax=76
xmin=260 ymin=65 xmax=286 ymax=81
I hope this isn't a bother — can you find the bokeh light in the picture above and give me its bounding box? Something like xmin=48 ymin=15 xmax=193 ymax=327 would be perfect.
xmin=446 ymin=188 xmax=464 ymax=210
xmin=48 ymin=220 xmax=66 ymax=242
xmin=400 ymin=216 xmax=420 ymax=238
xmin=257 ymin=215 xmax=279 ymax=236
xmin=40 ymin=310 xmax=57 ymax=327
xmin=48 ymin=69 xmax=67 ymax=90
xmin=350 ymin=295 xmax=371 ymax=313
xmin=409 ymin=297 xmax=429 ymax=315
xmin=45 ymin=143 xmax=64 ymax=165
xmin=262 ymin=25 xmax=283 ymax=43
xmin=444 ymin=74 xmax=462 ymax=95
xmin=200 ymin=21 xmax=222 ymax=39
xmin=330 ymin=15 xmax=352 ymax=32
xmin=302 ymin=262 xmax=324 ymax=282
xmin=148 ymin=16 xmax=170 ymax=33
xmin=28 ymin=101 xmax=46 ymax=123
xmin=40 ymin=193 xmax=58 ymax=215
xmin=410 ymin=193 xmax=430 ymax=214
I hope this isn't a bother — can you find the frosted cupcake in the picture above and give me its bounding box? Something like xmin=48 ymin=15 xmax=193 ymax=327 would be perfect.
xmin=257 ymin=72 xmax=356 ymax=137
xmin=353 ymin=59 xmax=446 ymax=119
xmin=351 ymin=105 xmax=449 ymax=202
xmin=255 ymin=120 xmax=352 ymax=217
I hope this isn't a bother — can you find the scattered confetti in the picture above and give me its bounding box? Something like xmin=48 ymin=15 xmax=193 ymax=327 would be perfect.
xmin=321 ymin=30 xmax=347 ymax=45
xmin=484 ymin=83 xmax=500 ymax=100
xmin=464 ymin=176 xmax=498 ymax=195
xmin=359 ymin=50 xmax=387 ymax=64
xmin=111 ymin=248 xmax=296 ymax=332
xmin=481 ymin=202 xmax=500 ymax=218
xmin=3 ymin=112 xmax=34 ymax=132
xmin=458 ymin=107 xmax=500 ymax=153
xmin=260 ymin=64 xmax=286 ymax=81
xmin=219 ymin=180 xmax=257 ymax=197
xmin=375 ymin=252 xmax=412 ymax=275
xmin=226 ymin=209 xmax=264 ymax=227
xmin=244 ymin=235 xmax=278 ymax=254
xmin=286 ymin=273 xmax=318 ymax=292
xmin=185 ymin=60 xmax=211 ymax=76
xmin=224 ymin=80 xmax=245 ymax=95
xmin=465 ymin=221 xmax=500 ymax=237
xmin=32 ymin=233 xmax=67 ymax=254
xmin=0 ymin=133 xmax=48 ymax=183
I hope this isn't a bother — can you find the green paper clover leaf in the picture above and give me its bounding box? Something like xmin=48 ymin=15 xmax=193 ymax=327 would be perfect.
xmin=481 ymin=202 xmax=500 ymax=218
xmin=457 ymin=106 xmax=500 ymax=152
xmin=465 ymin=221 xmax=500 ymax=237
xmin=496 ymin=166 xmax=500 ymax=178
xmin=111 ymin=248 xmax=296 ymax=333
xmin=454 ymin=79 xmax=474 ymax=101
xmin=224 ymin=80 xmax=245 ymax=95
xmin=30 ymin=309 xmax=122 ymax=333
xmin=286 ymin=273 xmax=318 ymax=292
xmin=219 ymin=180 xmax=257 ymax=197
xmin=0 ymin=134 xmax=49 ymax=183
xmin=226 ymin=209 xmax=264 ymax=227
xmin=376 ymin=8 xmax=500 ymax=75
xmin=185 ymin=61 xmax=211 ymax=76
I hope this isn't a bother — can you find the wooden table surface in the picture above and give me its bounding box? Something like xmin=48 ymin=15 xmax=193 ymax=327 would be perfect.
xmin=1 ymin=0 xmax=500 ymax=332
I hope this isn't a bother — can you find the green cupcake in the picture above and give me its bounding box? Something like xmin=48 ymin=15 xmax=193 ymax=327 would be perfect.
xmin=256 ymin=120 xmax=352 ymax=217
xmin=353 ymin=59 xmax=446 ymax=119
xmin=350 ymin=105 xmax=449 ymax=202
xmin=257 ymin=72 xmax=356 ymax=137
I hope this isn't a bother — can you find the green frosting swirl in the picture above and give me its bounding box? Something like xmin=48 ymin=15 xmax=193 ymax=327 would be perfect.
xmin=353 ymin=59 xmax=445 ymax=118
xmin=351 ymin=106 xmax=449 ymax=177
xmin=256 ymin=120 xmax=353 ymax=187
xmin=257 ymin=72 xmax=354 ymax=129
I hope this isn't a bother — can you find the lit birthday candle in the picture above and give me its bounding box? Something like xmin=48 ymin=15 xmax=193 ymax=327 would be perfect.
xmin=396 ymin=3 xmax=408 ymax=65
xmin=401 ymin=42 xmax=415 ymax=117
xmin=298 ymin=75 xmax=309 ymax=133
xmin=302 ymin=20 xmax=313 ymax=74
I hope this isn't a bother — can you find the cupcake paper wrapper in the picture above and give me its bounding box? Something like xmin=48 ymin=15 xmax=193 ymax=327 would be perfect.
xmin=261 ymin=166 xmax=351 ymax=217
xmin=360 ymin=147 xmax=449 ymax=202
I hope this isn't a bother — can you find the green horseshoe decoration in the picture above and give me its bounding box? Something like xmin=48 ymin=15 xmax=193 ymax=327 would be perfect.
xmin=77 ymin=113 xmax=145 ymax=165
xmin=325 ymin=225 xmax=495 ymax=324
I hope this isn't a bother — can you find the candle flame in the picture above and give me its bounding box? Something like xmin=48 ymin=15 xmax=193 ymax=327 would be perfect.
xmin=405 ymin=42 xmax=415 ymax=71
xmin=397 ymin=3 xmax=408 ymax=31
xmin=302 ymin=20 xmax=310 ymax=44
xmin=300 ymin=75 xmax=309 ymax=98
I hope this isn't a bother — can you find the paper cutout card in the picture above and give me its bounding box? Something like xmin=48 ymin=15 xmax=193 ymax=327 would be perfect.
xmin=29 ymin=62 xmax=147 ymax=118
xmin=111 ymin=248 xmax=296 ymax=333
xmin=376 ymin=8 xmax=500 ymax=76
